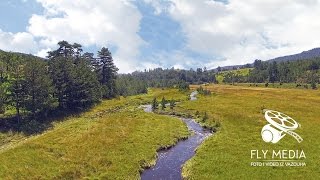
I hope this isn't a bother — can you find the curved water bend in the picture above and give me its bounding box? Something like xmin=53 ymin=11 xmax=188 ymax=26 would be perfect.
xmin=190 ymin=91 xmax=198 ymax=101
xmin=140 ymin=91 xmax=213 ymax=180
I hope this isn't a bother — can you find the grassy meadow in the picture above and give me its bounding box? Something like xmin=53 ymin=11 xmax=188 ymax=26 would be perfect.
xmin=215 ymin=68 xmax=252 ymax=83
xmin=0 ymin=89 xmax=189 ymax=179
xmin=1 ymin=84 xmax=319 ymax=179
xmin=180 ymin=84 xmax=320 ymax=179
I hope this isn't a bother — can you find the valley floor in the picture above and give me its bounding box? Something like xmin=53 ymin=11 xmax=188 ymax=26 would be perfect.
xmin=181 ymin=84 xmax=320 ymax=179
xmin=0 ymin=85 xmax=319 ymax=179
xmin=0 ymin=89 xmax=189 ymax=179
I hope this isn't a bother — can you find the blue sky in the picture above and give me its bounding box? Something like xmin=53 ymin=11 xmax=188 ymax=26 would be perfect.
xmin=0 ymin=0 xmax=319 ymax=72
xmin=0 ymin=0 xmax=42 ymax=33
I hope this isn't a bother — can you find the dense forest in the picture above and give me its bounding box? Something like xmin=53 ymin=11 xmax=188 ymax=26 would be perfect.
xmin=131 ymin=67 xmax=216 ymax=87
xmin=0 ymin=41 xmax=213 ymax=131
xmin=220 ymin=58 xmax=320 ymax=88
xmin=0 ymin=41 xmax=142 ymax=132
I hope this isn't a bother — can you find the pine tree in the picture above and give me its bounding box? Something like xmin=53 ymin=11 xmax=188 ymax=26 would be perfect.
xmin=67 ymin=58 xmax=101 ymax=108
xmin=0 ymin=82 xmax=10 ymax=114
xmin=48 ymin=40 xmax=74 ymax=58
xmin=0 ymin=56 xmax=10 ymax=114
xmin=49 ymin=56 xmax=74 ymax=109
xmin=152 ymin=97 xmax=158 ymax=111
xmin=24 ymin=58 xmax=54 ymax=119
xmin=10 ymin=59 xmax=26 ymax=124
xmin=98 ymin=47 xmax=119 ymax=98
xmin=83 ymin=52 xmax=99 ymax=71
xmin=161 ymin=97 xmax=166 ymax=110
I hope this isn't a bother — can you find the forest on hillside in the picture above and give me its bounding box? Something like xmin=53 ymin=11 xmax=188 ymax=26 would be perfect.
xmin=1 ymin=42 xmax=320 ymax=132
xmin=0 ymin=41 xmax=209 ymax=132
xmin=221 ymin=58 xmax=320 ymax=88
xmin=0 ymin=41 xmax=143 ymax=133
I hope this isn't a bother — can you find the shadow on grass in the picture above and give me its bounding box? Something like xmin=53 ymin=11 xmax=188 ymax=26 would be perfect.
xmin=0 ymin=106 xmax=93 ymax=136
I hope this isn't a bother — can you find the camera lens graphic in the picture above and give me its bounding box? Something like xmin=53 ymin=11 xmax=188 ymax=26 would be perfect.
xmin=261 ymin=110 xmax=303 ymax=143
xmin=261 ymin=129 xmax=273 ymax=142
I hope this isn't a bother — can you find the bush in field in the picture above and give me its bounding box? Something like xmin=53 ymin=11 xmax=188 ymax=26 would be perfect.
xmin=177 ymin=81 xmax=190 ymax=91
xmin=202 ymin=112 xmax=209 ymax=122
xmin=195 ymin=111 xmax=200 ymax=118
xmin=152 ymin=97 xmax=158 ymax=111
xmin=197 ymin=86 xmax=211 ymax=96
xmin=311 ymin=82 xmax=317 ymax=89
xmin=169 ymin=99 xmax=175 ymax=110
xmin=161 ymin=97 xmax=166 ymax=110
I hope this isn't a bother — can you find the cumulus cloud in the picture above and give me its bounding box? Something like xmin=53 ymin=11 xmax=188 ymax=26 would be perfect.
xmin=147 ymin=0 xmax=320 ymax=68
xmin=0 ymin=29 xmax=38 ymax=53
xmin=1 ymin=0 xmax=320 ymax=71
xmin=25 ymin=0 xmax=145 ymax=72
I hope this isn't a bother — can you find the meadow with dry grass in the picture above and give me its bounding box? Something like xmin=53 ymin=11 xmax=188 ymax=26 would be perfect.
xmin=180 ymin=84 xmax=320 ymax=179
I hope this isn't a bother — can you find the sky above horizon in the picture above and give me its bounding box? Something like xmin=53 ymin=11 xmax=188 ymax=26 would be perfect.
xmin=0 ymin=0 xmax=320 ymax=73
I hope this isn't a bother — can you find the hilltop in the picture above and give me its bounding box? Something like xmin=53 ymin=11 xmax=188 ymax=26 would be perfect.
xmin=215 ymin=47 xmax=320 ymax=71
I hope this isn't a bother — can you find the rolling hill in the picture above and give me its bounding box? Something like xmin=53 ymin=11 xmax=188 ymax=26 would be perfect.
xmin=214 ymin=47 xmax=320 ymax=71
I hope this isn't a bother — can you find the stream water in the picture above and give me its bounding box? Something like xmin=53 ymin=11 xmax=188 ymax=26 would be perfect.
xmin=140 ymin=91 xmax=213 ymax=180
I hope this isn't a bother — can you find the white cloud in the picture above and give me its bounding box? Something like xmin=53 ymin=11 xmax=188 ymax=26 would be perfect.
xmin=0 ymin=29 xmax=38 ymax=53
xmin=26 ymin=0 xmax=145 ymax=73
xmin=1 ymin=0 xmax=320 ymax=71
xmin=148 ymin=0 xmax=320 ymax=68
xmin=0 ymin=0 xmax=144 ymax=72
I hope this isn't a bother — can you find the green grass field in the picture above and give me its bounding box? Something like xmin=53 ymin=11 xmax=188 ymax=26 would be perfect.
xmin=180 ymin=84 xmax=320 ymax=179
xmin=0 ymin=88 xmax=189 ymax=179
xmin=236 ymin=82 xmax=319 ymax=89
xmin=216 ymin=68 xmax=252 ymax=83
xmin=1 ymin=85 xmax=319 ymax=179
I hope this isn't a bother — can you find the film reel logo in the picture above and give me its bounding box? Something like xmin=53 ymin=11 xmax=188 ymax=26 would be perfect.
xmin=261 ymin=110 xmax=303 ymax=143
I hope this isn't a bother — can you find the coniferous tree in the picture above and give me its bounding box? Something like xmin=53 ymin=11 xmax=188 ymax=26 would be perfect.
xmin=98 ymin=47 xmax=118 ymax=98
xmin=268 ymin=61 xmax=279 ymax=83
xmin=68 ymin=58 xmax=101 ymax=108
xmin=24 ymin=58 xmax=55 ymax=119
xmin=10 ymin=60 xmax=26 ymax=124
xmin=49 ymin=56 xmax=74 ymax=109
xmin=83 ymin=52 xmax=99 ymax=71
xmin=0 ymin=56 xmax=10 ymax=114
xmin=49 ymin=41 xmax=102 ymax=110
xmin=0 ymin=82 xmax=10 ymax=114
xmin=152 ymin=97 xmax=158 ymax=111
xmin=161 ymin=97 xmax=166 ymax=110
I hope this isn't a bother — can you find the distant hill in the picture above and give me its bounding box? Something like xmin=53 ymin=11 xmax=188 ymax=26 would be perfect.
xmin=213 ymin=47 xmax=320 ymax=72
xmin=0 ymin=50 xmax=45 ymax=61
xmin=267 ymin=48 xmax=320 ymax=63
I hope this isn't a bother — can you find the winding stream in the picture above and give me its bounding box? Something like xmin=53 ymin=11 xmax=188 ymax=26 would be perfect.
xmin=140 ymin=91 xmax=213 ymax=180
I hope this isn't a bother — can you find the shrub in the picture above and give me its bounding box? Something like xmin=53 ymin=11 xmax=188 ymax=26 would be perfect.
xmin=202 ymin=112 xmax=209 ymax=122
xmin=152 ymin=97 xmax=158 ymax=111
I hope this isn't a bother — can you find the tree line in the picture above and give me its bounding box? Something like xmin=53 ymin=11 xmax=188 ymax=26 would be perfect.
xmin=3 ymin=40 xmax=319 ymax=130
xmin=221 ymin=58 xmax=320 ymax=88
xmin=0 ymin=40 xmax=143 ymax=126
xmin=128 ymin=67 xmax=217 ymax=88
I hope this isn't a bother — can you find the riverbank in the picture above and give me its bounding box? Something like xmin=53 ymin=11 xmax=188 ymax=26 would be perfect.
xmin=140 ymin=92 xmax=213 ymax=179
